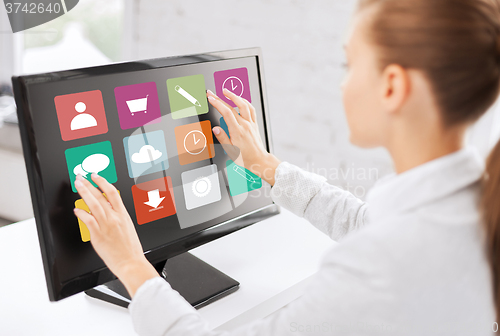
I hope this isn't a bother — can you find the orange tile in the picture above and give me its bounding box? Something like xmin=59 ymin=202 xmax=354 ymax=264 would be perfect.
xmin=174 ymin=120 xmax=215 ymax=165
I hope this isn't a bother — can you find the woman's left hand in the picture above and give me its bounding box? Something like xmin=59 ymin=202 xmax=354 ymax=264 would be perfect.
xmin=73 ymin=173 xmax=159 ymax=297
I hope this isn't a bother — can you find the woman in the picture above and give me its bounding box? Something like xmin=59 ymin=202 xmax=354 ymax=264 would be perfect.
xmin=73 ymin=0 xmax=500 ymax=334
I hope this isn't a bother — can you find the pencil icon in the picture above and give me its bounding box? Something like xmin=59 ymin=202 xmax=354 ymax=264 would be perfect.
xmin=175 ymin=85 xmax=202 ymax=107
xmin=233 ymin=165 xmax=256 ymax=183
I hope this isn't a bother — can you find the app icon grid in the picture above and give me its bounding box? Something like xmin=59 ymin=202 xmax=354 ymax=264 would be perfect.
xmin=59 ymin=68 xmax=256 ymax=238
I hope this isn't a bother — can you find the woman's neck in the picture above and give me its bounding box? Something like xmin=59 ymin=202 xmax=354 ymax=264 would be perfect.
xmin=388 ymin=122 xmax=467 ymax=174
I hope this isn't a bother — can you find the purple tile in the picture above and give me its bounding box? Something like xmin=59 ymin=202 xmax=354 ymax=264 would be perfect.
xmin=114 ymin=82 xmax=161 ymax=130
xmin=214 ymin=67 xmax=252 ymax=107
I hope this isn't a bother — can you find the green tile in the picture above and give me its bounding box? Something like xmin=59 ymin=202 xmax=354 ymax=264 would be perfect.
xmin=226 ymin=160 xmax=262 ymax=196
xmin=167 ymin=74 xmax=209 ymax=119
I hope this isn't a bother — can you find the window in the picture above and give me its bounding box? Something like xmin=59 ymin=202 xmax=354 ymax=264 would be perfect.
xmin=18 ymin=0 xmax=130 ymax=74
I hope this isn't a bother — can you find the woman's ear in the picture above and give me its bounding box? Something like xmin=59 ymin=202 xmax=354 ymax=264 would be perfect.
xmin=380 ymin=64 xmax=410 ymax=115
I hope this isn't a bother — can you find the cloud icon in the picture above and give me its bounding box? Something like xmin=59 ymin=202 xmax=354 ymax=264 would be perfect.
xmin=132 ymin=145 xmax=162 ymax=164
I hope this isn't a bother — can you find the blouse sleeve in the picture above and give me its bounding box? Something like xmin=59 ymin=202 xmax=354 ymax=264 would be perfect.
xmin=270 ymin=162 xmax=368 ymax=241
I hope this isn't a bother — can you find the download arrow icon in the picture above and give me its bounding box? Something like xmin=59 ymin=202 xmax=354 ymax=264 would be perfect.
xmin=144 ymin=189 xmax=165 ymax=208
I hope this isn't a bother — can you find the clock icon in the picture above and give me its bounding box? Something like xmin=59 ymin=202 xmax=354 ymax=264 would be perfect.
xmin=183 ymin=130 xmax=207 ymax=155
xmin=222 ymin=76 xmax=244 ymax=97
xmin=214 ymin=68 xmax=251 ymax=108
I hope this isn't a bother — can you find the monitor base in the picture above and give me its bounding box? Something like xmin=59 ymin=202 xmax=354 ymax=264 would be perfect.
xmin=85 ymin=252 xmax=240 ymax=309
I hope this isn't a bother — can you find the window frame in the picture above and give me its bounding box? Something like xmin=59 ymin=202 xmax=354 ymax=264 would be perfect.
xmin=6 ymin=0 xmax=135 ymax=77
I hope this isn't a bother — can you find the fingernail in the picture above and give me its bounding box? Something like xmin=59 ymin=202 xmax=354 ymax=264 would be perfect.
xmin=75 ymin=180 xmax=83 ymax=188
xmin=76 ymin=174 xmax=83 ymax=181
xmin=207 ymin=89 xmax=214 ymax=96
xmin=91 ymin=173 xmax=99 ymax=179
xmin=223 ymin=88 xmax=230 ymax=94
xmin=213 ymin=127 xmax=220 ymax=135
xmin=208 ymin=96 xmax=216 ymax=101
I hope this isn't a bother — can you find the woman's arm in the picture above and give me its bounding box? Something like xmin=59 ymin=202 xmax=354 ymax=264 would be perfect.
xmin=72 ymin=90 xmax=367 ymax=300
xmin=208 ymin=90 xmax=368 ymax=241
xmin=270 ymin=162 xmax=368 ymax=241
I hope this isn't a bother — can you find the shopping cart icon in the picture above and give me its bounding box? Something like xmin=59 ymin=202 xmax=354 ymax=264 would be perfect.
xmin=126 ymin=95 xmax=149 ymax=116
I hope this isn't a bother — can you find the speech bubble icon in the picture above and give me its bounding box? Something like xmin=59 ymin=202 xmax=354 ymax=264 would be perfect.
xmin=73 ymin=164 xmax=88 ymax=177
xmin=4 ymin=0 xmax=80 ymax=33
xmin=81 ymin=153 xmax=110 ymax=174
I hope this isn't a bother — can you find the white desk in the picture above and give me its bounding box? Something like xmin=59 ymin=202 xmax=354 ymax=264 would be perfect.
xmin=0 ymin=208 xmax=334 ymax=335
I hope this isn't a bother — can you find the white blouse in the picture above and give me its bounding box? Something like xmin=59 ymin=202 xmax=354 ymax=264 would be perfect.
xmin=129 ymin=146 xmax=495 ymax=335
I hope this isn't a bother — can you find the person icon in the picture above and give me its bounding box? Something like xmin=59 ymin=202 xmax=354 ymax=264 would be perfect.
xmin=70 ymin=102 xmax=98 ymax=130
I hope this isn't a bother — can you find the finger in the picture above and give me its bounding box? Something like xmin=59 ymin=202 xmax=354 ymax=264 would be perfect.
xmin=207 ymin=92 xmax=241 ymax=135
xmin=223 ymin=89 xmax=252 ymax=122
xmin=212 ymin=126 xmax=231 ymax=146
xmin=207 ymin=90 xmax=240 ymax=121
xmin=91 ymin=174 xmax=125 ymax=211
xmin=75 ymin=177 xmax=107 ymax=223
xmin=78 ymin=174 xmax=111 ymax=210
xmin=74 ymin=208 xmax=100 ymax=235
xmin=207 ymin=90 xmax=241 ymax=121
xmin=213 ymin=127 xmax=241 ymax=161
xmin=243 ymin=98 xmax=257 ymax=123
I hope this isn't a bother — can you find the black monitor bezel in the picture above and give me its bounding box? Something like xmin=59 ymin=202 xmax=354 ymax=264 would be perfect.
xmin=12 ymin=47 xmax=280 ymax=301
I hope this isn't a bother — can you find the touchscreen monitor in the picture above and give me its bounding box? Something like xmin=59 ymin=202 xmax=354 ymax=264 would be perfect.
xmin=12 ymin=48 xmax=279 ymax=301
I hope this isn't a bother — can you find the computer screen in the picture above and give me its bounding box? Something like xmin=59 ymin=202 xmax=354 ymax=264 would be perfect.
xmin=13 ymin=48 xmax=279 ymax=301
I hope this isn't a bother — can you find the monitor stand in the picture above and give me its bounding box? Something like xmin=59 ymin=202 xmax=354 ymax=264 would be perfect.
xmin=85 ymin=252 xmax=240 ymax=309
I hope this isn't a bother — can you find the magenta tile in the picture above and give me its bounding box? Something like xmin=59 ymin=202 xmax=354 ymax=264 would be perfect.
xmin=214 ymin=68 xmax=251 ymax=107
xmin=114 ymin=82 xmax=161 ymax=130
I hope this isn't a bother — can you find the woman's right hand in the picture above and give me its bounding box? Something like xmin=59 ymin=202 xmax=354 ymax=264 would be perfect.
xmin=207 ymin=89 xmax=281 ymax=186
